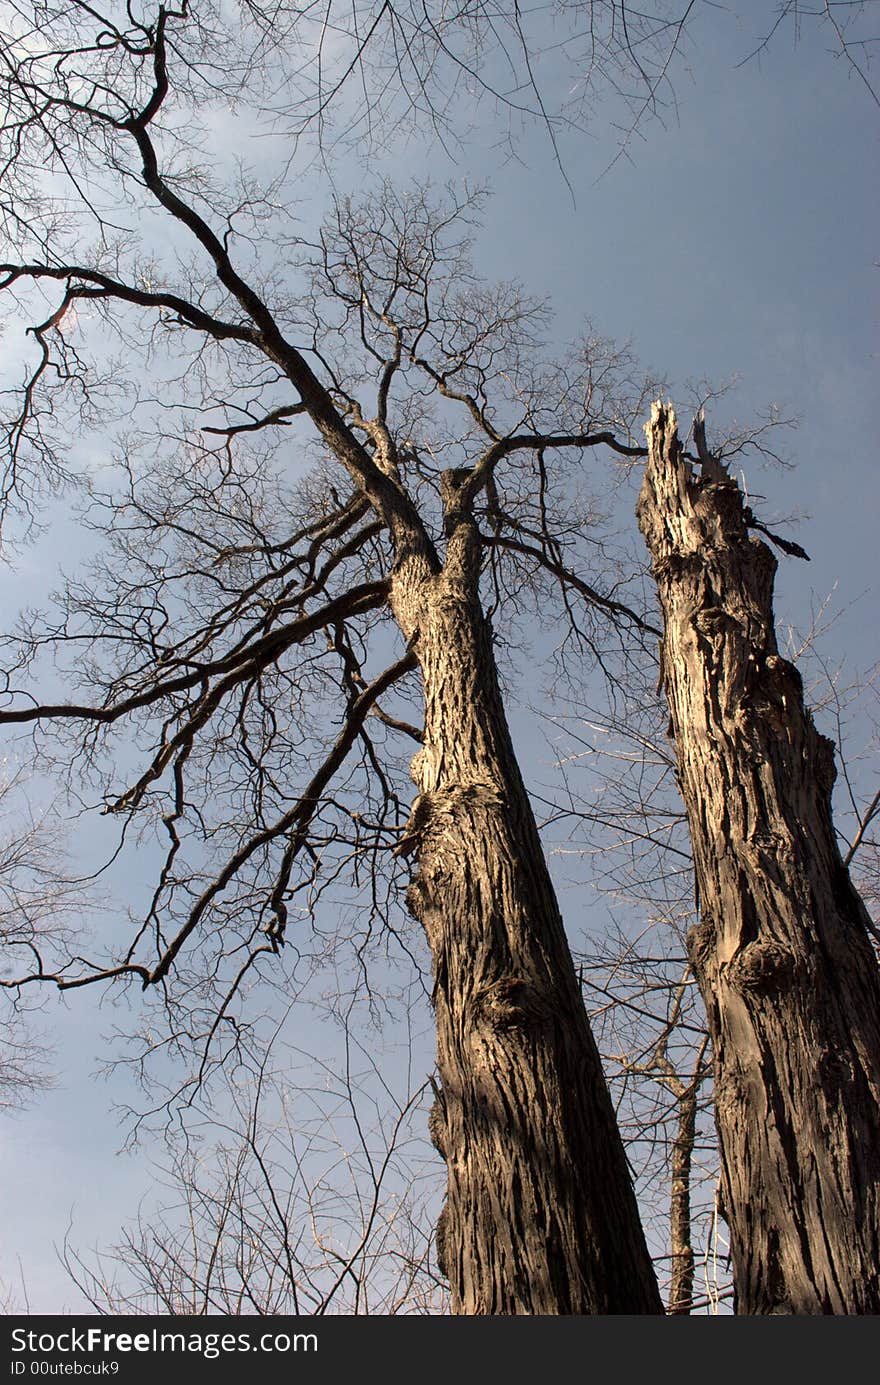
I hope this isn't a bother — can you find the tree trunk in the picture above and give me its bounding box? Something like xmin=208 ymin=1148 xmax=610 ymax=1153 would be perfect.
xmin=667 ymin=1076 xmax=699 ymax=1314
xmin=391 ymin=506 xmax=662 ymax=1314
xmin=637 ymin=402 xmax=880 ymax=1314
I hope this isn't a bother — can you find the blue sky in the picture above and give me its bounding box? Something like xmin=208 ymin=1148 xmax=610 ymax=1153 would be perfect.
xmin=0 ymin=3 xmax=877 ymax=1312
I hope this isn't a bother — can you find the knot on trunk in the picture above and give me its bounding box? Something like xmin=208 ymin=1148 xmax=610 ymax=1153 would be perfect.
xmin=404 ymin=873 xmax=446 ymax=958
xmin=743 ymin=832 xmax=794 ymax=882
xmin=686 ymin=917 xmax=716 ymax=976
xmin=814 ymin=731 xmax=837 ymax=796
xmin=397 ymin=781 xmax=504 ymax=860
xmin=692 ymin=606 xmax=737 ymax=637
xmin=692 ymin=480 xmax=748 ymax=542
xmin=404 ymin=875 xmax=428 ymax=921
xmin=410 ymin=743 xmax=442 ymax=792
xmin=428 ymin=1091 xmax=448 ymax=1158
xmin=748 ymin=655 xmax=808 ymax=733
xmin=727 ymin=939 xmax=797 ymax=994
xmin=815 ymin=1044 xmax=855 ymax=1090
xmin=651 ymin=550 xmax=703 ymax=586
xmin=393 ymin=791 xmax=434 ymax=858
xmin=434 ymin=1202 xmax=450 ymax=1280
xmin=763 ymin=653 xmax=804 ymax=699
xmin=470 ymin=976 xmax=553 ymax=1033
xmin=440 ymin=466 xmax=475 ymax=533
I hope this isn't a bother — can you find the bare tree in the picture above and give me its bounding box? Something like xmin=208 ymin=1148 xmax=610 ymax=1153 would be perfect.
xmin=2 ymin=2 xmax=874 ymax=1319
xmin=63 ymin=1016 xmax=447 ymax=1316
xmin=637 ymin=402 xmax=880 ymax=1314
xmin=806 ymin=655 xmax=880 ymax=932
xmin=580 ymin=927 xmax=716 ymax=1314
xmin=739 ymin=0 xmax=879 ymax=111
xmin=0 ymin=769 xmax=87 ymax=1304
xmin=538 ymin=505 xmax=880 ymax=1316
xmin=540 ymin=656 xmax=720 ymax=1313
xmin=0 ymin=767 xmax=85 ymax=1107
xmin=0 ymin=4 xmax=677 ymax=1313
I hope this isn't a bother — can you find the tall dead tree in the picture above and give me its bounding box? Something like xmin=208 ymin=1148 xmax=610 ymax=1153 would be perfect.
xmin=638 ymin=402 xmax=880 ymax=1313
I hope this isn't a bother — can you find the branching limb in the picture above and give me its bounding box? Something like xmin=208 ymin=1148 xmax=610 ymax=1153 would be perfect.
xmin=150 ymin=648 xmax=417 ymax=984
xmin=485 ymin=531 xmax=660 ymax=637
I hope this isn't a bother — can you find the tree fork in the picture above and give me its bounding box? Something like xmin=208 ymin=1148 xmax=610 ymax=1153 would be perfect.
xmin=392 ymin=512 xmax=662 ymax=1315
xmin=638 ymin=402 xmax=880 ymax=1314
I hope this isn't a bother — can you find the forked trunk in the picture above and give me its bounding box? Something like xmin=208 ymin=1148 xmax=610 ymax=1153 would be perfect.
xmin=638 ymin=403 xmax=880 ymax=1314
xmin=392 ymin=514 xmax=662 ymax=1314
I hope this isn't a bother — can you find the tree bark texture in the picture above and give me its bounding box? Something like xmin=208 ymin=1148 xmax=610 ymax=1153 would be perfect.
xmin=667 ymin=1079 xmax=699 ymax=1314
xmin=638 ymin=402 xmax=880 ymax=1314
xmin=391 ymin=503 xmax=663 ymax=1314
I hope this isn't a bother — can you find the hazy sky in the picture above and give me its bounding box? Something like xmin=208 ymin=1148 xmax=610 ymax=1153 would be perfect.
xmin=0 ymin=2 xmax=877 ymax=1313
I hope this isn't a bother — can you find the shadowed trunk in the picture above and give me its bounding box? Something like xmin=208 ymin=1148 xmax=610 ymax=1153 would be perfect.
xmin=667 ymin=1071 xmax=700 ymax=1314
xmin=391 ymin=494 xmax=662 ymax=1314
xmin=638 ymin=402 xmax=880 ymax=1315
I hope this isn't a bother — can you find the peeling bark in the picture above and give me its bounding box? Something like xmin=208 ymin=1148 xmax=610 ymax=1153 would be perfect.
xmin=638 ymin=403 xmax=880 ymax=1314
xmin=391 ymin=498 xmax=662 ymax=1315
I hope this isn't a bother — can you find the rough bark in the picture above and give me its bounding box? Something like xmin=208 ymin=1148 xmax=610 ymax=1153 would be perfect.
xmin=638 ymin=402 xmax=880 ymax=1314
xmin=391 ymin=488 xmax=663 ymax=1314
xmin=667 ymin=1078 xmax=699 ymax=1314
